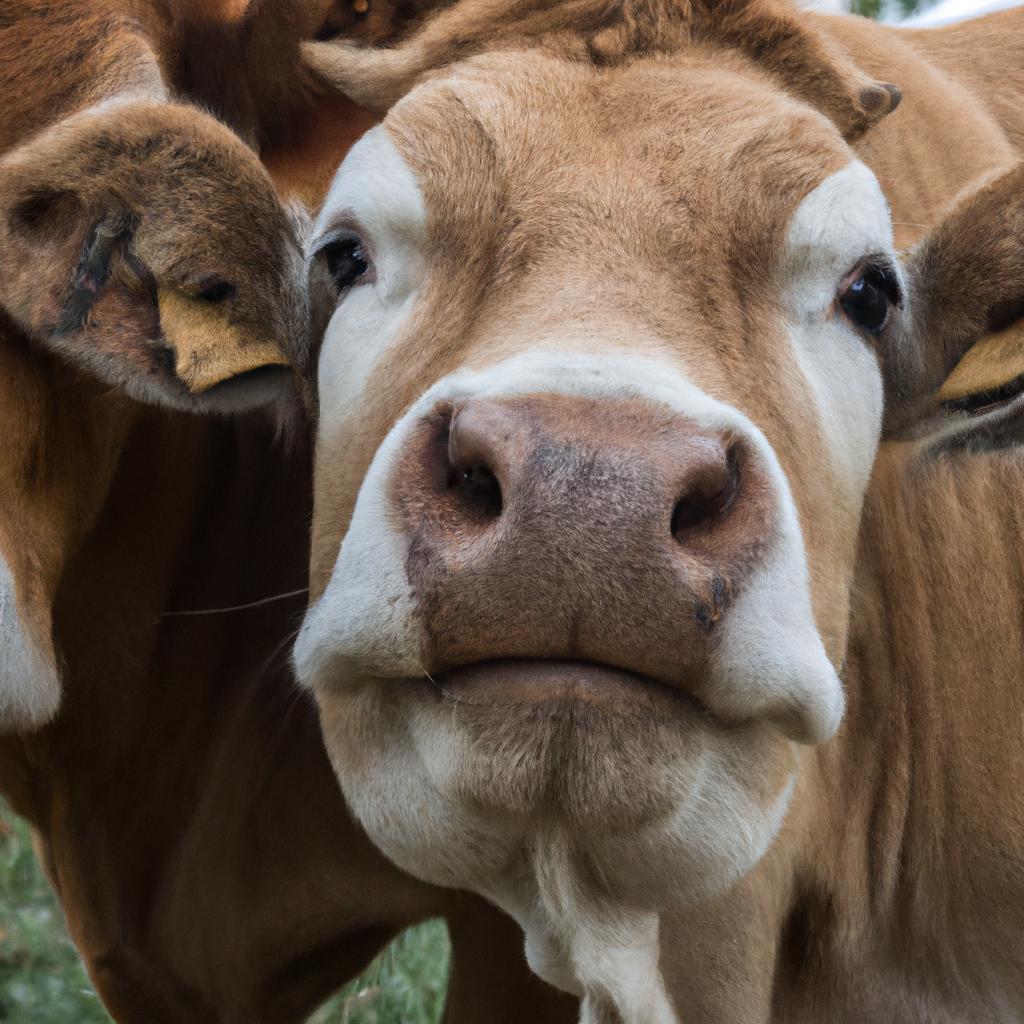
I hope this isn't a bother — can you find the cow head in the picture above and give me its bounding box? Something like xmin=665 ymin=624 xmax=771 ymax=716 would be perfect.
xmin=0 ymin=96 xmax=309 ymax=728
xmin=294 ymin=0 xmax=1024 ymax=1012
xmin=0 ymin=98 xmax=307 ymax=409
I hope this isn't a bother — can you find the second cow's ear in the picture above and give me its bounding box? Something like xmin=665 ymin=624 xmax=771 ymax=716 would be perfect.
xmin=883 ymin=162 xmax=1024 ymax=452
xmin=0 ymin=101 xmax=301 ymax=414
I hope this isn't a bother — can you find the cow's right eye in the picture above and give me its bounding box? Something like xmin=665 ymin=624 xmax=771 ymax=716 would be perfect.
xmin=319 ymin=236 xmax=371 ymax=293
xmin=839 ymin=260 xmax=901 ymax=337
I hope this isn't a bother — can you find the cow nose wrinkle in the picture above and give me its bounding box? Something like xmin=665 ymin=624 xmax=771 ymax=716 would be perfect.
xmin=671 ymin=441 xmax=740 ymax=540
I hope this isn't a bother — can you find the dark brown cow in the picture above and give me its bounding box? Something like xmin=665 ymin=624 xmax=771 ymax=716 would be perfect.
xmin=295 ymin=1 xmax=1024 ymax=1020
xmin=0 ymin=1 xmax=575 ymax=1021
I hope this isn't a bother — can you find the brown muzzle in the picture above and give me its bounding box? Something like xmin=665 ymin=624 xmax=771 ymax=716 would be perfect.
xmin=392 ymin=394 xmax=776 ymax=686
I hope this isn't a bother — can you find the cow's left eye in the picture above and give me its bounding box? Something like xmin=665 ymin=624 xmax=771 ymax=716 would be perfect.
xmin=839 ymin=261 xmax=901 ymax=336
xmin=319 ymin=235 xmax=371 ymax=294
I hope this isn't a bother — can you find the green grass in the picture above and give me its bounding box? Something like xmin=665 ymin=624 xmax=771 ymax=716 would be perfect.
xmin=0 ymin=804 xmax=450 ymax=1024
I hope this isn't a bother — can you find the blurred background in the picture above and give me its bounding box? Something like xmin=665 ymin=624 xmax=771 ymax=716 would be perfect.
xmin=0 ymin=0 xmax=1016 ymax=1020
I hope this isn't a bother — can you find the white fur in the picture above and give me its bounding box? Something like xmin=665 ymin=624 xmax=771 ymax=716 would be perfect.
xmin=312 ymin=127 xmax=428 ymax=443
xmin=782 ymin=160 xmax=891 ymax=514
xmin=0 ymin=556 xmax=59 ymax=728
xmin=297 ymin=349 xmax=827 ymax=1023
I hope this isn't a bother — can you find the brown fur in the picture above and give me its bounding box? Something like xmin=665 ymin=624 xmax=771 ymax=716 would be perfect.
xmin=395 ymin=396 xmax=771 ymax=682
xmin=302 ymin=2 xmax=1024 ymax=1019
xmin=176 ymin=0 xmax=450 ymax=201
xmin=0 ymin=2 xmax=578 ymax=1022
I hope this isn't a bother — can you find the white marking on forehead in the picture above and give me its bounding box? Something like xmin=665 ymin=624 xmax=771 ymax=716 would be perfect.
xmin=314 ymin=127 xmax=427 ymax=438
xmin=313 ymin=125 xmax=426 ymax=248
xmin=0 ymin=556 xmax=59 ymax=728
xmin=781 ymin=160 xmax=892 ymax=510
xmin=783 ymin=160 xmax=895 ymax=317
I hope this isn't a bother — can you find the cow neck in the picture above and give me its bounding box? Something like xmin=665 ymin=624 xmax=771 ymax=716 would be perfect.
xmin=0 ymin=331 xmax=138 ymax=691
xmin=795 ymin=446 xmax=1024 ymax=1003
xmin=0 ymin=406 xmax=433 ymax=1020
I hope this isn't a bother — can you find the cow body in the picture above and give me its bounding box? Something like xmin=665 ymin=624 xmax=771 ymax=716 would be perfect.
xmin=297 ymin=4 xmax=1024 ymax=1021
xmin=0 ymin=2 xmax=576 ymax=1021
xmin=4 ymin=409 xmax=571 ymax=1022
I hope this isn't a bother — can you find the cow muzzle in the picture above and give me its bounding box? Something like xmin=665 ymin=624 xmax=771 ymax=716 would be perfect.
xmin=397 ymin=395 xmax=771 ymax=693
xmin=298 ymin=353 xmax=844 ymax=746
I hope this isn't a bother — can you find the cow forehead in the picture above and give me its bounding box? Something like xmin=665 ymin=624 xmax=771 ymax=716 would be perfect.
xmin=382 ymin=49 xmax=852 ymax=260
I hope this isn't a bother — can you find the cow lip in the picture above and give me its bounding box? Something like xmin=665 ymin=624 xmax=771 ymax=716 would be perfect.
xmin=423 ymin=658 xmax=718 ymax=720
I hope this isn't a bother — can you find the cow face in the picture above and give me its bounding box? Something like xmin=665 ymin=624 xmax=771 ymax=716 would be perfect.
xmin=295 ymin=45 xmax=896 ymax=962
xmin=296 ymin=4 xmax=1024 ymax=998
xmin=0 ymin=99 xmax=307 ymax=411
xmin=0 ymin=98 xmax=308 ymax=728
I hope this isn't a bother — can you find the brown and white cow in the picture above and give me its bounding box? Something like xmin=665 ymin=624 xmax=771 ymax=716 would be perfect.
xmin=0 ymin=2 xmax=576 ymax=1021
xmin=295 ymin=1 xmax=1024 ymax=1019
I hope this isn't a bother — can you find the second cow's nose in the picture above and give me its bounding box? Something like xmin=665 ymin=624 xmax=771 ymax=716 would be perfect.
xmin=397 ymin=395 xmax=774 ymax=681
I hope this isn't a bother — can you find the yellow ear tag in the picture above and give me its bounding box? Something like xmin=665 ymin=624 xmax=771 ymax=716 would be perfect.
xmin=353 ymin=0 xmax=370 ymax=13
xmin=158 ymin=290 xmax=288 ymax=394
xmin=939 ymin=321 xmax=1024 ymax=404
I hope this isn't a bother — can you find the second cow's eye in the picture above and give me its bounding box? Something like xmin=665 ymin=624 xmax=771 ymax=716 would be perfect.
xmin=839 ymin=260 xmax=902 ymax=336
xmin=320 ymin=235 xmax=371 ymax=294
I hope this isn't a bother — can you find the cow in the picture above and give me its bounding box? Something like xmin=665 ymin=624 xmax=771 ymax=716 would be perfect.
xmin=294 ymin=1 xmax=1024 ymax=1020
xmin=0 ymin=2 xmax=576 ymax=1021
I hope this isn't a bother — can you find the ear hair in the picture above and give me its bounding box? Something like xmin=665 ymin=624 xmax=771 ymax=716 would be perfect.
xmin=884 ymin=162 xmax=1024 ymax=437
xmin=302 ymin=0 xmax=902 ymax=136
xmin=694 ymin=0 xmax=901 ymax=141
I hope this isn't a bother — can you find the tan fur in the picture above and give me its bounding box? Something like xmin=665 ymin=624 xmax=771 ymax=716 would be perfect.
xmin=302 ymin=2 xmax=1024 ymax=1019
xmin=0 ymin=2 xmax=577 ymax=1022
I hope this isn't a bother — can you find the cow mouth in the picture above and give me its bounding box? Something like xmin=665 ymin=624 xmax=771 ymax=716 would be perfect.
xmin=198 ymin=364 xmax=293 ymax=412
xmin=424 ymin=658 xmax=716 ymax=720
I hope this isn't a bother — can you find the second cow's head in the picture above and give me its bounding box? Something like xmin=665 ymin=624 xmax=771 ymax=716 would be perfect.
xmin=295 ymin=0 xmax=1024 ymax=979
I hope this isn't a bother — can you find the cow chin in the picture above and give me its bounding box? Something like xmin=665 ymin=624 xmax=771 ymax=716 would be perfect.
xmin=313 ymin=659 xmax=797 ymax=921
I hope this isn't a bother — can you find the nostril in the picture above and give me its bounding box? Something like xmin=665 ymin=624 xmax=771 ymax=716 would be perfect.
xmin=671 ymin=443 xmax=740 ymax=539
xmin=447 ymin=461 xmax=503 ymax=518
xmin=443 ymin=405 xmax=506 ymax=520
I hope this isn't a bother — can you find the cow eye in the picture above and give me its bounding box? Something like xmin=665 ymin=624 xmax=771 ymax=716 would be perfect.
xmin=319 ymin=235 xmax=371 ymax=294
xmin=196 ymin=278 xmax=236 ymax=303
xmin=839 ymin=261 xmax=901 ymax=336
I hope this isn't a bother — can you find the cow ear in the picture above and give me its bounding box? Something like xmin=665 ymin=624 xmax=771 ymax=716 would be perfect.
xmin=0 ymin=103 xmax=296 ymax=413
xmin=694 ymin=0 xmax=902 ymax=142
xmin=883 ymin=162 xmax=1024 ymax=452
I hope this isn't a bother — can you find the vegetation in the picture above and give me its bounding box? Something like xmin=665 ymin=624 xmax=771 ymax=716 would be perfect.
xmin=849 ymin=0 xmax=925 ymax=22
xmin=0 ymin=805 xmax=450 ymax=1024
